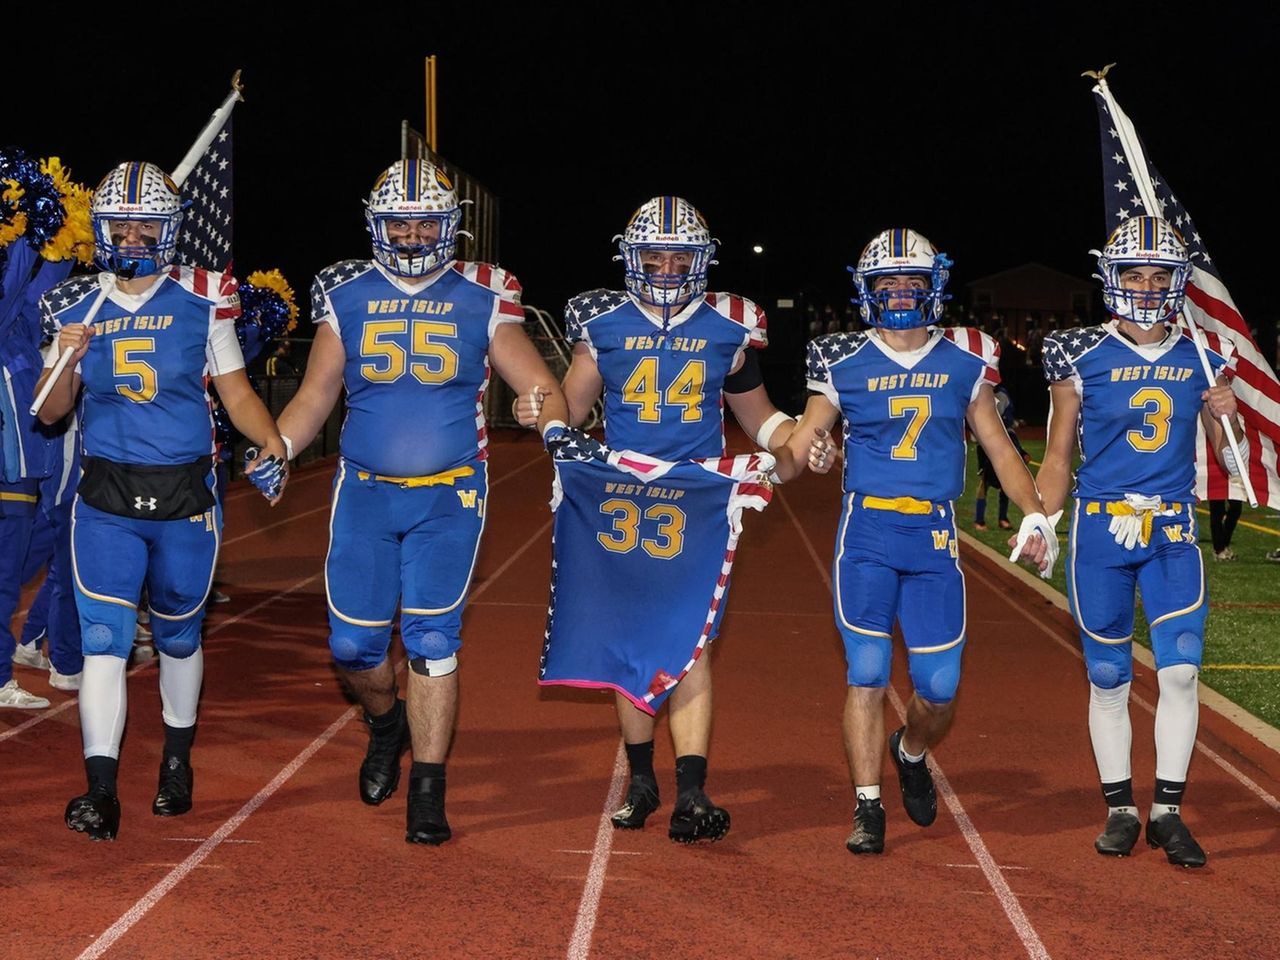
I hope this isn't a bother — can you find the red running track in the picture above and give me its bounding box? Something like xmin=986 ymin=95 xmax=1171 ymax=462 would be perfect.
xmin=2 ymin=430 xmax=1278 ymax=959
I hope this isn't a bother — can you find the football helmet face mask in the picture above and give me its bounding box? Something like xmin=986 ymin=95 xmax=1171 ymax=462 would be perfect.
xmin=365 ymin=159 xmax=466 ymax=277
xmin=92 ymin=162 xmax=184 ymax=279
xmin=1094 ymin=215 xmax=1190 ymax=329
xmin=616 ymin=196 xmax=717 ymax=320
xmin=849 ymin=228 xmax=952 ymax=330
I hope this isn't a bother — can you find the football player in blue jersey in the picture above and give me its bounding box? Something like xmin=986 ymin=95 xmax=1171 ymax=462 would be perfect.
xmin=769 ymin=228 xmax=1055 ymax=855
xmin=518 ymin=195 xmax=827 ymax=844
xmin=275 ymin=160 xmax=568 ymax=845
xmin=1034 ymin=216 xmax=1240 ymax=867
xmin=35 ymin=161 xmax=289 ymax=841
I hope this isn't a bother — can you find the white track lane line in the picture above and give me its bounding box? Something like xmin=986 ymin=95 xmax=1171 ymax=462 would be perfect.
xmin=566 ymin=742 xmax=629 ymax=960
xmin=777 ymin=490 xmax=1051 ymax=960
xmin=75 ymin=508 xmax=555 ymax=956
xmin=2 ymin=448 xmax=550 ymax=741
xmin=0 ymin=574 xmax=321 ymax=744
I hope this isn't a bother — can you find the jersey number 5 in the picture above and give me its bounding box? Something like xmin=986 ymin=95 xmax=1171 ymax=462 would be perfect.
xmin=113 ymin=338 xmax=158 ymax=403
xmin=597 ymin=498 xmax=687 ymax=559
xmin=360 ymin=319 xmax=458 ymax=385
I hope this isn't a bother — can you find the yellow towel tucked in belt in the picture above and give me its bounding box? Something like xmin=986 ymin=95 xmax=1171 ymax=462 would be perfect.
xmin=860 ymin=495 xmax=936 ymax=515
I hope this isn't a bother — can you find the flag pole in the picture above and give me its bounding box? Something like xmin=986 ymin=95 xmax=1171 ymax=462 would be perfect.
xmin=172 ymin=70 xmax=245 ymax=188
xmin=1090 ymin=71 xmax=1258 ymax=507
xmin=31 ymin=74 xmax=246 ymax=418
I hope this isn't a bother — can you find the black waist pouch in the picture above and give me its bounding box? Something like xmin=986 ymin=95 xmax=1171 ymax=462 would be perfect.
xmin=79 ymin=455 xmax=216 ymax=520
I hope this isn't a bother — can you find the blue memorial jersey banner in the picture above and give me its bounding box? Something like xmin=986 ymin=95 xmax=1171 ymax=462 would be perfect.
xmin=538 ymin=441 xmax=773 ymax=714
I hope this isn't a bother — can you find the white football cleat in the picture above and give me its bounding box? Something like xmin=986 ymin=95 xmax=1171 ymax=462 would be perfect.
xmin=0 ymin=679 xmax=51 ymax=710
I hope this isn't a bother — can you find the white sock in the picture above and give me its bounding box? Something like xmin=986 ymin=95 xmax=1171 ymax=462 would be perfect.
xmin=80 ymin=655 xmax=128 ymax=759
xmin=1154 ymin=664 xmax=1199 ymax=784
xmin=158 ymin=648 xmax=203 ymax=727
xmin=1150 ymin=802 xmax=1180 ymax=819
xmin=856 ymin=785 xmax=881 ymax=803
xmin=898 ymin=739 xmax=925 ymax=764
xmin=1088 ymin=681 xmax=1132 ymax=783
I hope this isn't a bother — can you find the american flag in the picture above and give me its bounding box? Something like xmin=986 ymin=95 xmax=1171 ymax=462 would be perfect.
xmin=176 ymin=117 xmax=233 ymax=272
xmin=1093 ymin=77 xmax=1280 ymax=507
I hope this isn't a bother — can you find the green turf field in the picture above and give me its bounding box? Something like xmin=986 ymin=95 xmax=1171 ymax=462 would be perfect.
xmin=954 ymin=439 xmax=1280 ymax=728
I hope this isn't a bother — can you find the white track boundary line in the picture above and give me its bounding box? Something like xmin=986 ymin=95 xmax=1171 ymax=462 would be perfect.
xmin=566 ymin=742 xmax=628 ymax=960
xmin=0 ymin=574 xmax=321 ymax=744
xmin=956 ymin=529 xmax=1280 ymax=755
xmin=74 ymin=702 xmax=360 ymax=960
xmin=778 ymin=490 xmax=1051 ymax=960
xmin=961 ymin=558 xmax=1280 ymax=816
xmin=74 ymin=509 xmax=555 ymax=956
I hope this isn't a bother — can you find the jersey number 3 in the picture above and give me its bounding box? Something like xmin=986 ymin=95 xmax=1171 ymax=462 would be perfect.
xmin=1127 ymin=387 xmax=1172 ymax=453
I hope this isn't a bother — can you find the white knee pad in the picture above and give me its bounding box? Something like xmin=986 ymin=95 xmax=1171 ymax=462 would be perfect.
xmin=1088 ymin=681 xmax=1133 ymax=784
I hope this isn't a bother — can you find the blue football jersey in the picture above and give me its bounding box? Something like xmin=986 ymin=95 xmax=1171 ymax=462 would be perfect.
xmin=312 ymin=259 xmax=524 ymax=477
xmin=1043 ymin=322 xmax=1234 ymax=501
xmin=539 ymin=441 xmax=773 ymax=714
xmin=40 ymin=268 xmax=244 ymax=466
xmin=807 ymin=327 xmax=1000 ymax=501
xmin=566 ymin=290 xmax=767 ymax=460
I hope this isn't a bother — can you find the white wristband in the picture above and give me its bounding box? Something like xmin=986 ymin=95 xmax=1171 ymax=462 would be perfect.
xmin=756 ymin=411 xmax=794 ymax=449
xmin=280 ymin=434 xmax=295 ymax=461
xmin=540 ymin=419 xmax=568 ymax=438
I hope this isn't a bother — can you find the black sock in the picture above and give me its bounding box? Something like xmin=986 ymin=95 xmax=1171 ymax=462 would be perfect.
xmin=1101 ymin=778 xmax=1135 ymax=809
xmin=85 ymin=755 xmax=118 ymax=793
xmin=1154 ymin=778 xmax=1186 ymax=807
xmin=625 ymin=740 xmax=656 ymax=782
xmin=675 ymin=755 xmax=707 ymax=795
xmin=163 ymin=723 xmax=197 ymax=762
xmin=367 ymin=698 xmax=404 ymax=732
xmin=411 ymin=761 xmax=446 ymax=781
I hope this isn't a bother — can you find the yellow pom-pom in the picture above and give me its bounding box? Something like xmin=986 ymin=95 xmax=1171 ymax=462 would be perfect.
xmin=39 ymin=157 xmax=95 ymax=264
xmin=247 ymin=268 xmax=300 ymax=331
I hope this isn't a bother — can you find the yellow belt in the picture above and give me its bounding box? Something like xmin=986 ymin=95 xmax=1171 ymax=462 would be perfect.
xmin=859 ymin=495 xmax=937 ymax=515
xmin=0 ymin=492 xmax=38 ymax=503
xmin=356 ymin=466 xmax=475 ymax=488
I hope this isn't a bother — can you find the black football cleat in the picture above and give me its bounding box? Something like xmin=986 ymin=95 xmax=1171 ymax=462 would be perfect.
xmin=611 ymin=775 xmax=660 ymax=830
xmin=405 ymin=776 xmax=452 ymax=845
xmin=668 ymin=788 xmax=730 ymax=844
xmin=889 ymin=727 xmax=937 ymax=827
xmin=1094 ymin=811 xmax=1141 ymax=856
xmin=1146 ymin=813 xmax=1207 ymax=867
xmin=845 ymin=797 xmax=886 ymax=855
xmin=152 ymin=756 xmax=194 ymax=817
xmin=359 ymin=704 xmax=407 ymax=806
xmin=66 ymin=785 xmax=121 ymax=841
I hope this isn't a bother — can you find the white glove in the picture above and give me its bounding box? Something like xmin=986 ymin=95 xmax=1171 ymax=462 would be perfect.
xmin=1009 ymin=511 xmax=1059 ymax=580
xmin=1107 ymin=494 xmax=1165 ymax=550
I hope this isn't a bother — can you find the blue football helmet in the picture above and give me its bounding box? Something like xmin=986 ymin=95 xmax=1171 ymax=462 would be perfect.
xmin=849 ymin=228 xmax=952 ymax=330
xmin=1094 ymin=215 xmax=1190 ymax=329
xmin=92 ymin=162 xmax=184 ymax=279
xmin=365 ymin=159 xmax=466 ymax=278
xmin=615 ymin=196 xmax=717 ymax=321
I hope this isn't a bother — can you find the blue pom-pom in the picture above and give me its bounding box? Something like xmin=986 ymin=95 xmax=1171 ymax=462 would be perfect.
xmin=0 ymin=147 xmax=66 ymax=250
xmin=234 ymin=282 xmax=293 ymax=366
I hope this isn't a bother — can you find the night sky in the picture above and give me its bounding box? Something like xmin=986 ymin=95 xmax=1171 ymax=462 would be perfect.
xmin=10 ymin=8 xmax=1278 ymax=336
